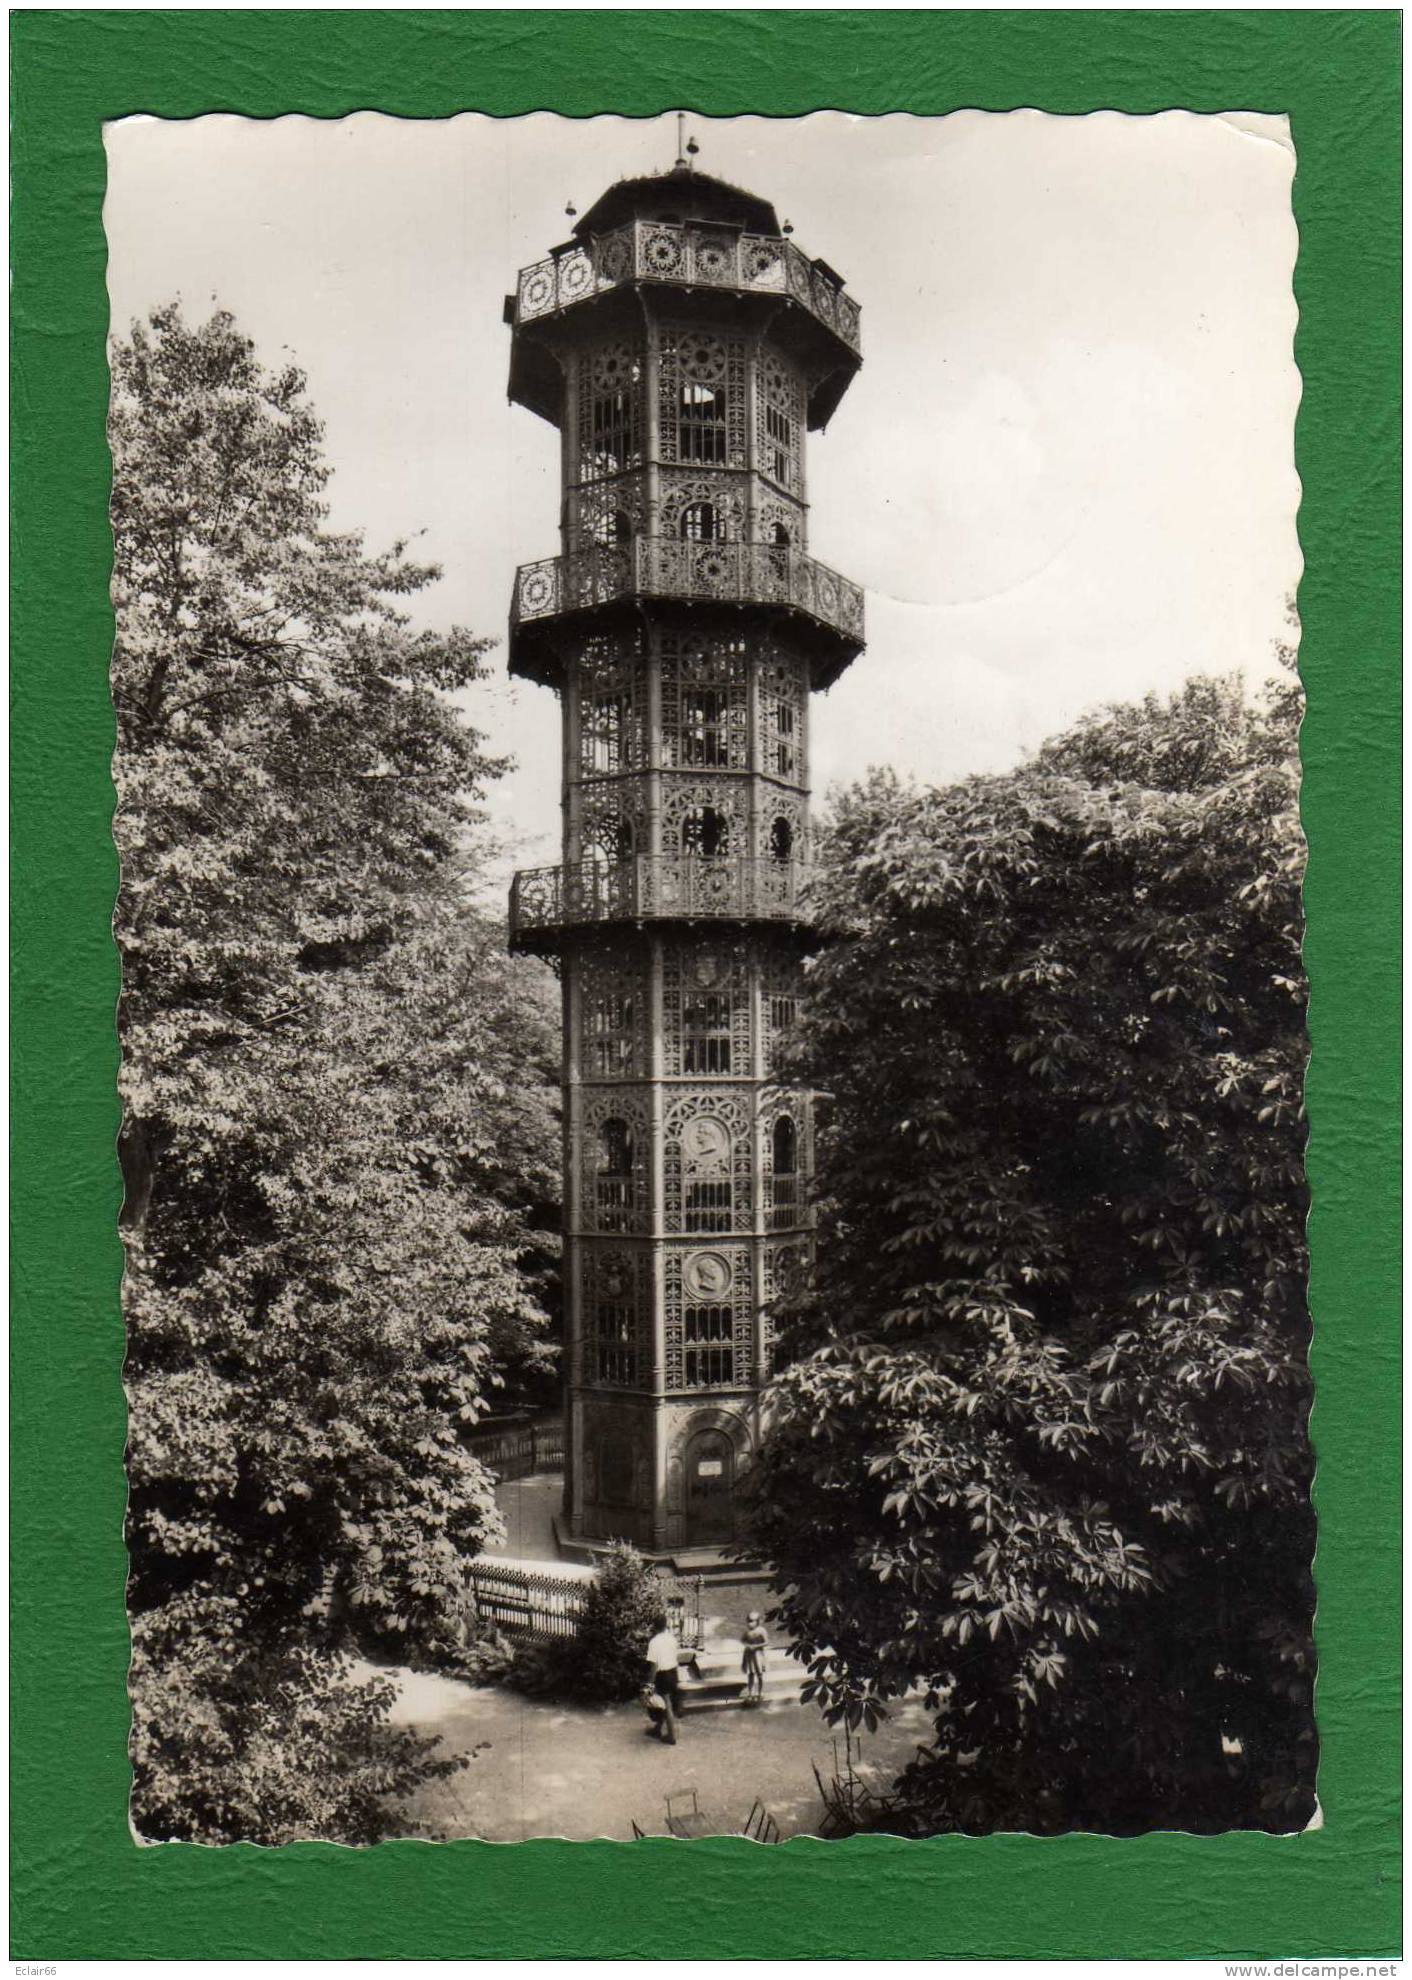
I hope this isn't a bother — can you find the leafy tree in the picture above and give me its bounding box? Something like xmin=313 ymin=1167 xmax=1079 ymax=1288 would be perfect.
xmin=745 ymin=669 xmax=1314 ymax=1835
xmin=113 ymin=305 xmax=558 ymax=1839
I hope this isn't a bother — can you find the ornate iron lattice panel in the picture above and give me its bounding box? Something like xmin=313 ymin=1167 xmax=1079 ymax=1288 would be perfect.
xmin=577 ymin=780 xmax=648 ymax=865
xmin=759 ymin=649 xmax=809 ymax=786
xmin=511 ymin=857 xmax=816 ymax=939
xmin=512 ymin=542 xmax=864 ymax=647
xmin=570 ymin=474 xmax=647 ymax=556
xmin=661 ymin=942 xmax=753 ymax=1078
xmin=761 ymin=1237 xmax=810 ymax=1368
xmin=580 ymin=1088 xmax=650 ymax=1234
xmin=659 ymin=629 xmax=750 ymax=773
xmin=663 ymin=1243 xmax=754 ymax=1390
xmin=580 ymin=1244 xmax=652 ymax=1388
xmin=576 ymin=953 xmax=649 ymax=1079
xmin=657 ymin=469 xmax=747 ymax=543
xmin=758 ymin=788 xmax=809 ymax=864
xmin=756 ymin=346 xmax=806 ymax=496
xmin=755 ymin=494 xmax=806 ymax=551
xmin=575 ymin=340 xmax=646 ymax=484
xmin=660 ymin=773 xmax=749 ymax=858
xmin=663 ymin=1089 xmax=754 ymax=1236
xmin=657 ymin=325 xmax=749 ymax=471
xmin=762 ymin=952 xmax=804 ymax=1074
xmin=760 ymin=1089 xmax=813 ymax=1233
xmin=575 ymin=631 xmax=647 ymax=777
xmin=514 ymin=227 xmax=862 ymax=357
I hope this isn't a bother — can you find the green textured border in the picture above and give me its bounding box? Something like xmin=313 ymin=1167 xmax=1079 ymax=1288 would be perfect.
xmin=10 ymin=8 xmax=1401 ymax=1960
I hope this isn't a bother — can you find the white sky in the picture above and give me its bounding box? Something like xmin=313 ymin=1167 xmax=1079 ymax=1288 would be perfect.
xmin=104 ymin=109 xmax=1301 ymax=874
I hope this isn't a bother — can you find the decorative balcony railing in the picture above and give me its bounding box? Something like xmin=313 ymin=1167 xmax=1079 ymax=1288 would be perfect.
xmin=512 ymin=538 xmax=864 ymax=648
xmin=514 ymin=220 xmax=861 ymax=353
xmin=510 ymin=856 xmax=818 ymax=942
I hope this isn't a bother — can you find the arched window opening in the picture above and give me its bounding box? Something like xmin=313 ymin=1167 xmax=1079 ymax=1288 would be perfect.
xmin=596 ymin=1118 xmax=635 ymax=1231
xmin=585 ymin=815 xmax=635 ymax=866
xmin=681 ymin=805 xmax=729 ymax=859
xmin=680 ymin=501 xmax=723 ymax=543
xmin=593 ymin=508 xmax=634 ymax=548
xmin=770 ymin=1114 xmax=800 ymax=1231
xmin=679 ymin=380 xmax=729 ymax=465
xmin=769 ymin=816 xmax=794 ymax=864
xmin=769 ymin=520 xmax=791 ymax=547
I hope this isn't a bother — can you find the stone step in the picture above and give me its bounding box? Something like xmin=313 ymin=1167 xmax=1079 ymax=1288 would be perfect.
xmin=675 ymin=1649 xmax=807 ymax=1712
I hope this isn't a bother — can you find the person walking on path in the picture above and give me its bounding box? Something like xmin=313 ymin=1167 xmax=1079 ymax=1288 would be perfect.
xmin=645 ymin=1613 xmax=682 ymax=1744
xmin=742 ymin=1610 xmax=768 ymax=1706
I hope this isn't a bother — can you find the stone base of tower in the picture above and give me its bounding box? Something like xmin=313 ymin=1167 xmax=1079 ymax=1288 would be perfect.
xmin=570 ymin=1387 xmax=760 ymax=1557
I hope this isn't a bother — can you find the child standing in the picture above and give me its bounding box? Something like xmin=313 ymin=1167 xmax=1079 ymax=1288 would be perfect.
xmin=741 ymin=1610 xmax=768 ymax=1706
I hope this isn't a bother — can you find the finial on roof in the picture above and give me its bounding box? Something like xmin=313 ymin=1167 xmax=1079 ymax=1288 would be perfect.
xmin=565 ymin=200 xmax=577 ymax=222
xmin=782 ymin=219 xmax=794 ymax=237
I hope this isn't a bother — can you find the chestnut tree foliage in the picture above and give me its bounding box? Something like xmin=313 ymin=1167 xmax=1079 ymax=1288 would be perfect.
xmin=113 ymin=306 xmax=558 ymax=1842
xmin=746 ymin=671 xmax=1314 ymax=1836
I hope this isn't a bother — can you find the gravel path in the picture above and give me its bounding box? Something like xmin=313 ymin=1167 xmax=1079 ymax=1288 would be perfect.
xmin=385 ymin=1668 xmax=933 ymax=1843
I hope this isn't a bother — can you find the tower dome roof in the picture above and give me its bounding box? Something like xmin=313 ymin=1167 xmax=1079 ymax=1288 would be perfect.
xmin=572 ymin=165 xmax=781 ymax=242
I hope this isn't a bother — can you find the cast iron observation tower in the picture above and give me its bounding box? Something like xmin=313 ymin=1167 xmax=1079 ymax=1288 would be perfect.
xmin=505 ymin=147 xmax=863 ymax=1558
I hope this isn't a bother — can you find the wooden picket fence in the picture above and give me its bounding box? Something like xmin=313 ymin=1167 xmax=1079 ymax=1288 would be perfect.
xmin=464 ymin=1556 xmax=704 ymax=1649
xmin=464 ymin=1558 xmax=589 ymax=1641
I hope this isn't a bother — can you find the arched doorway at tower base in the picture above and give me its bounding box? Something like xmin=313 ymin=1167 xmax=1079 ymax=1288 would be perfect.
xmin=666 ymin=1405 xmax=753 ymax=1552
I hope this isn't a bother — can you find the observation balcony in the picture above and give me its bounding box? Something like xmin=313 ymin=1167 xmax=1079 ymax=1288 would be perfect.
xmin=509 ymin=856 xmax=819 ymax=953
xmin=509 ymin=537 xmax=864 ymax=690
xmin=507 ymin=219 xmax=861 ymax=431
xmin=513 ymin=219 xmax=861 ymax=353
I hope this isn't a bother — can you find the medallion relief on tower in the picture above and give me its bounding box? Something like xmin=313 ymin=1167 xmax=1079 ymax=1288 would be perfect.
xmin=663 ymin=1242 xmax=754 ymax=1391
xmin=663 ymin=1089 xmax=754 ymax=1236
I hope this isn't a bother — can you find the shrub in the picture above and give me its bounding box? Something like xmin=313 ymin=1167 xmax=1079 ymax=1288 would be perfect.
xmin=571 ymin=1546 xmax=668 ymax=1702
xmin=504 ymin=1546 xmax=666 ymax=1704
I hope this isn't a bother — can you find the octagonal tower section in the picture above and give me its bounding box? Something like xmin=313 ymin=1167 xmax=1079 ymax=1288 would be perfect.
xmin=505 ymin=162 xmax=863 ymax=1559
